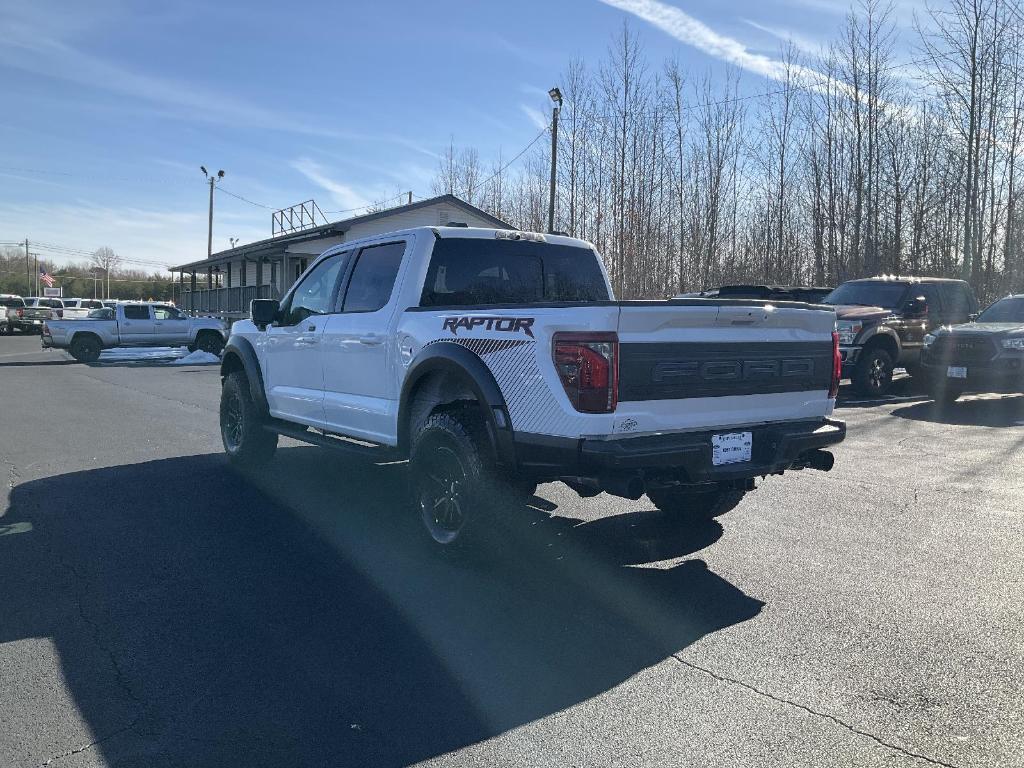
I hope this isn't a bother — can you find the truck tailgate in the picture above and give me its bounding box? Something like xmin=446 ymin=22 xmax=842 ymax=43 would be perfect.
xmin=612 ymin=301 xmax=837 ymax=434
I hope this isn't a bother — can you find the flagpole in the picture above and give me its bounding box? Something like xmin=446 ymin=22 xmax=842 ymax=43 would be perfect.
xmin=34 ymin=256 xmax=38 ymax=296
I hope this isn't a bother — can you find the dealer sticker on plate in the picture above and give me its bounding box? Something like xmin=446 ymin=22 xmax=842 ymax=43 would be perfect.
xmin=712 ymin=431 xmax=753 ymax=466
xmin=947 ymin=366 xmax=968 ymax=379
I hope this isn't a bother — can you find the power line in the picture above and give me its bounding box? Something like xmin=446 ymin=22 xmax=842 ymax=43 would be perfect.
xmin=217 ymin=186 xmax=275 ymax=210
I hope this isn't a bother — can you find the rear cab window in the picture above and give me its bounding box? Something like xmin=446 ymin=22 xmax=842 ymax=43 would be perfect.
xmin=420 ymin=238 xmax=610 ymax=307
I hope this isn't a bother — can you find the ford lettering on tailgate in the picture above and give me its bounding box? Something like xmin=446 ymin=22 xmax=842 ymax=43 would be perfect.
xmin=618 ymin=341 xmax=833 ymax=401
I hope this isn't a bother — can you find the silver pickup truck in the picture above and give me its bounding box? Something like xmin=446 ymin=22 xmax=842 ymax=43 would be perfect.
xmin=42 ymin=303 xmax=226 ymax=362
xmin=3 ymin=296 xmax=61 ymax=334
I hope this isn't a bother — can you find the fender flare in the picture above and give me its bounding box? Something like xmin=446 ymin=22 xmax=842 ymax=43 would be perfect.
xmin=857 ymin=325 xmax=901 ymax=353
xmin=398 ymin=342 xmax=516 ymax=468
xmin=220 ymin=337 xmax=269 ymax=416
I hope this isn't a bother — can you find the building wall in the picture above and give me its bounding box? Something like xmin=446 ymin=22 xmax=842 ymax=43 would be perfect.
xmin=344 ymin=202 xmax=500 ymax=242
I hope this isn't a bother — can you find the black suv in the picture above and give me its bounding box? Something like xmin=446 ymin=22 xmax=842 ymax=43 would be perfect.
xmin=822 ymin=277 xmax=979 ymax=397
xmin=922 ymin=294 xmax=1024 ymax=403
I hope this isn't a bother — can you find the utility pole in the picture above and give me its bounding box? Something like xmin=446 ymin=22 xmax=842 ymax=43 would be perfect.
xmin=547 ymin=87 xmax=563 ymax=234
xmin=24 ymin=239 xmax=29 ymax=295
xmin=34 ymin=255 xmax=38 ymax=296
xmin=200 ymin=166 xmax=225 ymax=258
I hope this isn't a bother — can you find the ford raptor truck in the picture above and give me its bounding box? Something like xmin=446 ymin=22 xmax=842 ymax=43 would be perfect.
xmin=219 ymin=227 xmax=845 ymax=547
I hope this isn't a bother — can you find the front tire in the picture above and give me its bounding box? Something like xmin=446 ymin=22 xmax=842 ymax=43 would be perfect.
xmin=852 ymin=347 xmax=895 ymax=397
xmin=647 ymin=487 xmax=746 ymax=520
xmin=195 ymin=332 xmax=225 ymax=356
xmin=69 ymin=335 xmax=102 ymax=363
xmin=220 ymin=371 xmax=277 ymax=467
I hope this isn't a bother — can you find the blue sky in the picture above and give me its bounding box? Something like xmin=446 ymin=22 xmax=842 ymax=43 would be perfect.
xmin=0 ymin=0 xmax=924 ymax=270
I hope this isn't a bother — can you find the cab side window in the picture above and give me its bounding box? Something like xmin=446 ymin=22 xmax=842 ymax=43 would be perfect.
xmin=941 ymin=284 xmax=974 ymax=322
xmin=915 ymin=285 xmax=943 ymax=322
xmin=123 ymin=305 xmax=151 ymax=320
xmin=342 ymin=242 xmax=406 ymax=313
xmin=153 ymin=306 xmax=182 ymax=320
xmin=278 ymin=253 xmax=346 ymax=326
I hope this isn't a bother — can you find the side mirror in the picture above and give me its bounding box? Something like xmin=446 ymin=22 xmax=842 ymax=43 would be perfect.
xmin=905 ymin=296 xmax=928 ymax=318
xmin=250 ymin=298 xmax=279 ymax=329
xmin=968 ymin=312 xmax=980 ymax=322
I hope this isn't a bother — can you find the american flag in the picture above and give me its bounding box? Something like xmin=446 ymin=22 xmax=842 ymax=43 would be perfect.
xmin=40 ymin=268 xmax=55 ymax=288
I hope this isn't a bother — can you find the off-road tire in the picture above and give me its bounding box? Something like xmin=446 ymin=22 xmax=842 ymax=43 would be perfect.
xmin=220 ymin=370 xmax=278 ymax=468
xmin=410 ymin=406 xmax=523 ymax=549
xmin=852 ymin=347 xmax=895 ymax=397
xmin=646 ymin=488 xmax=746 ymax=520
xmin=69 ymin=335 xmax=102 ymax=363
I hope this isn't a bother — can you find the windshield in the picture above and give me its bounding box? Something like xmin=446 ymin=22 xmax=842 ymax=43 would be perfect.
xmin=976 ymin=297 xmax=1024 ymax=323
xmin=822 ymin=282 xmax=908 ymax=309
xmin=421 ymin=239 xmax=610 ymax=306
xmin=1 ymin=297 xmax=24 ymax=308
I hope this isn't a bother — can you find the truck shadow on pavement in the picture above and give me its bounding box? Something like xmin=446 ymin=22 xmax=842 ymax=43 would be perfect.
xmin=890 ymin=394 xmax=1024 ymax=427
xmin=1 ymin=448 xmax=762 ymax=768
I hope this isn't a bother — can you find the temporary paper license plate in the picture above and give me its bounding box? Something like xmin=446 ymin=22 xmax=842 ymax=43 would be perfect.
xmin=947 ymin=366 xmax=968 ymax=379
xmin=712 ymin=431 xmax=752 ymax=466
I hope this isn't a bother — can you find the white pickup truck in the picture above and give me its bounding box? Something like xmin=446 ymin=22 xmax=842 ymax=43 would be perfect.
xmin=219 ymin=226 xmax=845 ymax=547
xmin=42 ymin=303 xmax=227 ymax=362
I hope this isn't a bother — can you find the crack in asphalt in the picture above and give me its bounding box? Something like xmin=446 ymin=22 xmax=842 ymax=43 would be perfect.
xmin=669 ymin=655 xmax=962 ymax=768
xmin=30 ymin=507 xmax=149 ymax=766
xmin=36 ymin=716 xmax=143 ymax=768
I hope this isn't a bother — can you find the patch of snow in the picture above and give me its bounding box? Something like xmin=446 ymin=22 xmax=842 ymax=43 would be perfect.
xmin=99 ymin=346 xmax=180 ymax=361
xmin=172 ymin=350 xmax=221 ymax=365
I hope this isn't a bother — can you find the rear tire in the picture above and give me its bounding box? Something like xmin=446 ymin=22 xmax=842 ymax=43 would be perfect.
xmin=852 ymin=347 xmax=895 ymax=397
xmin=646 ymin=487 xmax=746 ymax=520
xmin=410 ymin=407 xmax=516 ymax=549
xmin=69 ymin=335 xmax=102 ymax=363
xmin=220 ymin=371 xmax=278 ymax=468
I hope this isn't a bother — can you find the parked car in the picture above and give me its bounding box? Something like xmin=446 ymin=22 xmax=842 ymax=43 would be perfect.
xmin=921 ymin=294 xmax=1024 ymax=403
xmin=59 ymin=298 xmax=106 ymax=319
xmin=5 ymin=297 xmax=63 ymax=333
xmin=716 ymin=284 xmax=835 ymax=303
xmin=1 ymin=294 xmax=25 ymax=335
xmin=42 ymin=303 xmax=226 ymax=362
xmin=822 ymin=277 xmax=979 ymax=397
xmin=219 ymin=226 xmax=845 ymax=549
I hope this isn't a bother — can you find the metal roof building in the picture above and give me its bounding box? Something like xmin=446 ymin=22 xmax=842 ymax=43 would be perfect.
xmin=170 ymin=194 xmax=511 ymax=317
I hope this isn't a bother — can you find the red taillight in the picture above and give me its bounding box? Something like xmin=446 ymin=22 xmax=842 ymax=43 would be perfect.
xmin=553 ymin=332 xmax=618 ymax=413
xmin=829 ymin=330 xmax=841 ymax=399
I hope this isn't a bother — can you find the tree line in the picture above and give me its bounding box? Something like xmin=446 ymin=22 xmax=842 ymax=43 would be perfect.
xmin=432 ymin=0 xmax=1024 ymax=303
xmin=0 ymin=246 xmax=174 ymax=301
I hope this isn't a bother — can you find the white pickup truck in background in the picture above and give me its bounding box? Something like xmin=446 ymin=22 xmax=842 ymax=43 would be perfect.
xmin=43 ymin=303 xmax=227 ymax=362
xmin=219 ymin=226 xmax=845 ymax=548
xmin=59 ymin=298 xmax=106 ymax=319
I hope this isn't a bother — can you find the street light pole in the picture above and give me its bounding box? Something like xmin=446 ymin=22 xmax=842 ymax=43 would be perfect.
xmin=547 ymin=87 xmax=562 ymax=235
xmin=200 ymin=166 xmax=225 ymax=258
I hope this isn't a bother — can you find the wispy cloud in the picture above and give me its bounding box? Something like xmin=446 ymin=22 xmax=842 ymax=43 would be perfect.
xmin=597 ymin=0 xmax=823 ymax=83
xmin=743 ymin=19 xmax=823 ymax=56
xmin=520 ymin=104 xmax=549 ymax=130
xmin=0 ymin=201 xmax=266 ymax=268
xmin=290 ymin=159 xmax=374 ymax=212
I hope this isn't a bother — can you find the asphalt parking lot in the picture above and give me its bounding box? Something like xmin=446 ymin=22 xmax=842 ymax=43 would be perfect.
xmin=1 ymin=332 xmax=1022 ymax=768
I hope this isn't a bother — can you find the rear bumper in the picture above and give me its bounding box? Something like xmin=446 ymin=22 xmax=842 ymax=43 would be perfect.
xmin=514 ymin=418 xmax=846 ymax=482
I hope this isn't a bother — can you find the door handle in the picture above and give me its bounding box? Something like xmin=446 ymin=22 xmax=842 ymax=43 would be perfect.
xmin=358 ymin=334 xmax=384 ymax=346
xmin=295 ymin=336 xmax=319 ymax=345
